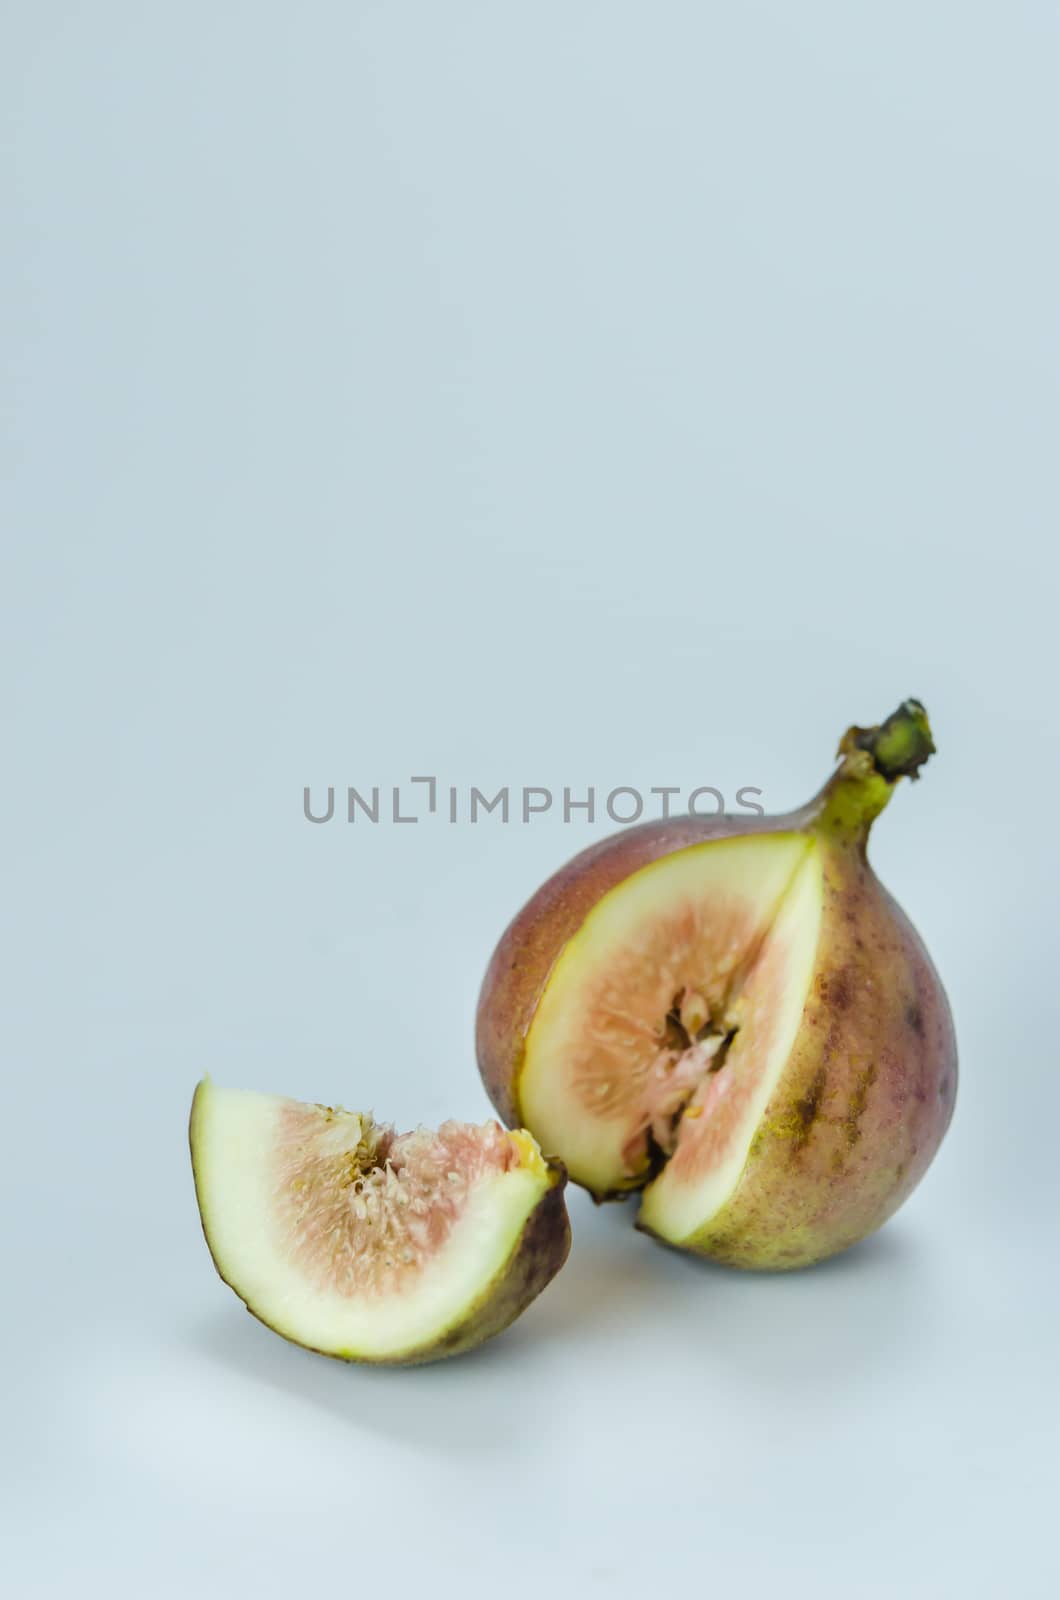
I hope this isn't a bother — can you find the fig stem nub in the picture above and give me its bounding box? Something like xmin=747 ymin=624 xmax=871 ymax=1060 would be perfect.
xmin=845 ymin=698 xmax=935 ymax=784
xmin=816 ymin=699 xmax=936 ymax=841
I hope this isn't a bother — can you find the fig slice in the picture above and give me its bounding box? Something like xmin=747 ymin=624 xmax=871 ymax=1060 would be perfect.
xmin=190 ymin=1080 xmax=570 ymax=1364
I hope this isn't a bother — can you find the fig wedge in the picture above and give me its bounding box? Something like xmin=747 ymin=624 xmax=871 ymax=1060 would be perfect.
xmin=190 ymin=1081 xmax=570 ymax=1363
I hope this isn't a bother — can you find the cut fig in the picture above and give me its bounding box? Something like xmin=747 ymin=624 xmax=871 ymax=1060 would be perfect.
xmin=477 ymin=700 xmax=957 ymax=1269
xmin=190 ymin=1081 xmax=570 ymax=1364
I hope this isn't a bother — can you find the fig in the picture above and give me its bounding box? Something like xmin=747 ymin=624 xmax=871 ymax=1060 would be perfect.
xmin=190 ymin=1080 xmax=570 ymax=1363
xmin=477 ymin=700 xmax=956 ymax=1269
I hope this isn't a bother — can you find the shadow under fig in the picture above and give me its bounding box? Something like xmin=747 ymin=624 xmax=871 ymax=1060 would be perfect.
xmin=188 ymin=1302 xmax=532 ymax=1455
xmin=186 ymin=1196 xmax=669 ymax=1446
xmin=512 ymin=1192 xmax=686 ymax=1340
xmin=189 ymin=1198 xmax=929 ymax=1436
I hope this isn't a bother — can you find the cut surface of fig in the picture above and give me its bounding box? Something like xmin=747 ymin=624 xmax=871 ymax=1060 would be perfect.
xmin=190 ymin=1081 xmax=570 ymax=1364
xmin=637 ymin=844 xmax=823 ymax=1244
xmin=519 ymin=832 xmax=812 ymax=1198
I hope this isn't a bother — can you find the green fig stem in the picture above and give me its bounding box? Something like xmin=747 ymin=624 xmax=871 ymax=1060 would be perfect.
xmin=812 ymin=699 xmax=935 ymax=843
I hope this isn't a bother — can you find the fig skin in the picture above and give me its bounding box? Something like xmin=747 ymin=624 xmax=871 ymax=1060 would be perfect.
xmin=476 ymin=701 xmax=957 ymax=1268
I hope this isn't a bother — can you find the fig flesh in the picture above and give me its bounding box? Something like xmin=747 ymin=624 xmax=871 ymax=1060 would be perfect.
xmin=190 ymin=1081 xmax=570 ymax=1363
xmin=477 ymin=701 xmax=956 ymax=1269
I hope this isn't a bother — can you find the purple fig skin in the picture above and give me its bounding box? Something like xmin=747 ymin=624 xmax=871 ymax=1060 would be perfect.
xmin=475 ymin=702 xmax=957 ymax=1268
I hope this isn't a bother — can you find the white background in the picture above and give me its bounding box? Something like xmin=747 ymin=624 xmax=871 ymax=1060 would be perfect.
xmin=4 ymin=5 xmax=1058 ymax=1597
